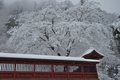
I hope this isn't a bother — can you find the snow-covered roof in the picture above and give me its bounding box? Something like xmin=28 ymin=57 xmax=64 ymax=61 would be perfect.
xmin=0 ymin=52 xmax=100 ymax=62
xmin=80 ymin=47 xmax=104 ymax=57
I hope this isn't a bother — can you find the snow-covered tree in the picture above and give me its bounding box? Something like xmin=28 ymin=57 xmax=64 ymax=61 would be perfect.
xmin=58 ymin=0 xmax=74 ymax=11
xmin=38 ymin=7 xmax=61 ymax=25
xmin=9 ymin=0 xmax=34 ymax=15
xmin=36 ymin=0 xmax=47 ymax=10
xmin=111 ymin=16 xmax=120 ymax=54
xmin=98 ymin=55 xmax=120 ymax=80
xmin=0 ymin=9 xmax=14 ymax=52
xmin=63 ymin=1 xmax=102 ymax=23
xmin=7 ymin=21 xmax=56 ymax=55
xmin=36 ymin=0 xmax=58 ymax=10
xmin=6 ymin=0 xmax=116 ymax=56
xmin=7 ymin=11 xmax=115 ymax=57
xmin=103 ymin=12 xmax=117 ymax=25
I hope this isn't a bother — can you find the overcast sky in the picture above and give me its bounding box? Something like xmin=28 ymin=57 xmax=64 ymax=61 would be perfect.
xmin=4 ymin=0 xmax=120 ymax=14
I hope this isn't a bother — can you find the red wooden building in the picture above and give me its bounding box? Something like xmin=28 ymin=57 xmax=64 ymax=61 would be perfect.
xmin=0 ymin=47 xmax=104 ymax=79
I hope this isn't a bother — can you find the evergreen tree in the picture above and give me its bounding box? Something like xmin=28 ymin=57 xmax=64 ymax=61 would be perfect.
xmin=5 ymin=15 xmax=19 ymax=30
xmin=112 ymin=16 xmax=120 ymax=54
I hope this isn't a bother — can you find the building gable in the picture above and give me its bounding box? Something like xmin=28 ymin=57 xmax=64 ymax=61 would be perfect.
xmin=81 ymin=47 xmax=104 ymax=60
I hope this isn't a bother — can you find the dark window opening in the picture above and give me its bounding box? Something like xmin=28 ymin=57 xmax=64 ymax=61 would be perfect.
xmin=84 ymin=66 xmax=96 ymax=72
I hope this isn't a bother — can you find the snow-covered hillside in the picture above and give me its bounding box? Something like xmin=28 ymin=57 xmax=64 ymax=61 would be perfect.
xmin=0 ymin=0 xmax=119 ymax=80
xmin=7 ymin=0 xmax=116 ymax=57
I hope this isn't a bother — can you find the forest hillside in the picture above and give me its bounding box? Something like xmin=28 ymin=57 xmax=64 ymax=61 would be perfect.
xmin=0 ymin=0 xmax=120 ymax=80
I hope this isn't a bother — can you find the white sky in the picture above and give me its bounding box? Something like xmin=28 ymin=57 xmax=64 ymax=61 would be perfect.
xmin=4 ymin=0 xmax=120 ymax=14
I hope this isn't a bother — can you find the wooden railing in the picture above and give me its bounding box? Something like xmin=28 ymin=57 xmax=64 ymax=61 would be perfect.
xmin=0 ymin=71 xmax=98 ymax=79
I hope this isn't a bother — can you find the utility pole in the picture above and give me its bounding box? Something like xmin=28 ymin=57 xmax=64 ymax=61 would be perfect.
xmin=81 ymin=0 xmax=84 ymax=5
xmin=81 ymin=0 xmax=86 ymax=5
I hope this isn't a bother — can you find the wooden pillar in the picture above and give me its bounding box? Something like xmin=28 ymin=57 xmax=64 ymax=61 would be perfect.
xmin=66 ymin=65 xmax=69 ymax=78
xmin=95 ymin=65 xmax=98 ymax=78
xmin=51 ymin=64 xmax=54 ymax=78
xmin=51 ymin=65 xmax=54 ymax=72
xmin=14 ymin=63 xmax=16 ymax=79
xmin=34 ymin=63 xmax=35 ymax=78
xmin=66 ymin=65 xmax=69 ymax=72
xmin=81 ymin=65 xmax=84 ymax=78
